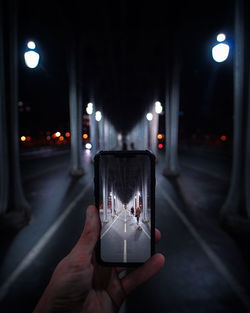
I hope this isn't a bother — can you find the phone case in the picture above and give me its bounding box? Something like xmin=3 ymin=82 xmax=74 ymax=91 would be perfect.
xmin=94 ymin=150 xmax=155 ymax=267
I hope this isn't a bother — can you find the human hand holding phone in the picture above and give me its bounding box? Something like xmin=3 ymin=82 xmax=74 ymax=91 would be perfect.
xmin=33 ymin=205 xmax=165 ymax=313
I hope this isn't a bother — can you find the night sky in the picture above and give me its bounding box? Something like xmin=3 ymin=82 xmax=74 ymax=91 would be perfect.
xmin=18 ymin=0 xmax=236 ymax=139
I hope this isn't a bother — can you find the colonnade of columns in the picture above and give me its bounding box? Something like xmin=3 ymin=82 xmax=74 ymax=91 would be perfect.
xmin=0 ymin=0 xmax=30 ymax=226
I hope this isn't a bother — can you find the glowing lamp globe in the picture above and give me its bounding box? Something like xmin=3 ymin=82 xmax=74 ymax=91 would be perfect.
xmin=212 ymin=43 xmax=229 ymax=63
xmin=24 ymin=50 xmax=40 ymax=68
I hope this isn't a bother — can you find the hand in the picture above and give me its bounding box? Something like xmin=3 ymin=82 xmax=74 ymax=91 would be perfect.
xmin=33 ymin=205 xmax=165 ymax=313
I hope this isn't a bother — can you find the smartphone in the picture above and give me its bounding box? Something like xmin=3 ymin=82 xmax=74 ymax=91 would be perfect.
xmin=94 ymin=150 xmax=155 ymax=267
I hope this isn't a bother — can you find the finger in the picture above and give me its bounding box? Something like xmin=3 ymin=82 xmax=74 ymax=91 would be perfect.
xmin=76 ymin=205 xmax=101 ymax=255
xmin=155 ymin=228 xmax=161 ymax=244
xmin=121 ymin=253 xmax=165 ymax=295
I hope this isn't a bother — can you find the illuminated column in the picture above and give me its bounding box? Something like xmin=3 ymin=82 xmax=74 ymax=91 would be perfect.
xmin=136 ymin=191 xmax=140 ymax=208
xmin=99 ymin=115 xmax=104 ymax=150
xmin=111 ymin=186 xmax=115 ymax=217
xmin=169 ymin=65 xmax=180 ymax=175
xmin=221 ymin=0 xmax=247 ymax=217
xmin=0 ymin=0 xmax=30 ymax=225
xmin=163 ymin=88 xmax=171 ymax=175
xmin=142 ymin=167 xmax=148 ymax=222
xmin=102 ymin=165 xmax=108 ymax=222
xmin=163 ymin=51 xmax=181 ymax=177
xmin=90 ymin=102 xmax=96 ymax=158
xmin=151 ymin=108 xmax=159 ymax=157
xmin=144 ymin=118 xmax=149 ymax=149
xmin=69 ymin=42 xmax=84 ymax=176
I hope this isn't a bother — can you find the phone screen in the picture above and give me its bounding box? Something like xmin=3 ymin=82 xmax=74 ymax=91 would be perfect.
xmin=95 ymin=151 xmax=155 ymax=266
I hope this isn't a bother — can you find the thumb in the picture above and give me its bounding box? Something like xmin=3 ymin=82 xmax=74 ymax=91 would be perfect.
xmin=77 ymin=205 xmax=101 ymax=256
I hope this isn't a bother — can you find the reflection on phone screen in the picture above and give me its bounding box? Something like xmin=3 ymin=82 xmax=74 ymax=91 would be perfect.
xmin=99 ymin=154 xmax=152 ymax=263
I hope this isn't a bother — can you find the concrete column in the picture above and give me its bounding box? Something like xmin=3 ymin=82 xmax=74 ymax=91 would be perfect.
xmin=0 ymin=0 xmax=9 ymax=215
xmin=90 ymin=103 xmax=96 ymax=158
xmin=102 ymin=164 xmax=108 ymax=222
xmin=151 ymin=107 xmax=159 ymax=157
xmin=69 ymin=43 xmax=84 ymax=177
xmin=142 ymin=167 xmax=148 ymax=222
xmin=163 ymin=52 xmax=181 ymax=177
xmin=0 ymin=0 xmax=30 ymax=227
xmin=111 ymin=185 xmax=115 ymax=217
xmin=221 ymin=0 xmax=245 ymax=217
xmin=136 ymin=191 xmax=140 ymax=208
xmin=144 ymin=118 xmax=149 ymax=149
xmin=163 ymin=87 xmax=171 ymax=175
xmin=246 ymin=68 xmax=250 ymax=218
xmin=99 ymin=116 xmax=104 ymax=150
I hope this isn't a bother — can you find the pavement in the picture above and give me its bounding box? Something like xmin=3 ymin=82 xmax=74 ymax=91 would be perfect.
xmin=0 ymin=145 xmax=249 ymax=313
xmin=100 ymin=209 xmax=151 ymax=263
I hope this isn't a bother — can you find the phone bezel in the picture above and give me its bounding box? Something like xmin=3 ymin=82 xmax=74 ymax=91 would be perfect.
xmin=94 ymin=150 xmax=155 ymax=267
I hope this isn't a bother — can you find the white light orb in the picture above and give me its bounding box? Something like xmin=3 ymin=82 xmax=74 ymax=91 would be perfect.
xmin=95 ymin=111 xmax=102 ymax=121
xmin=212 ymin=43 xmax=229 ymax=63
xmin=85 ymin=143 xmax=92 ymax=150
xmin=27 ymin=41 xmax=36 ymax=49
xmin=55 ymin=132 xmax=61 ymax=137
xmin=86 ymin=104 xmax=93 ymax=115
xmin=217 ymin=33 xmax=226 ymax=42
xmin=24 ymin=50 xmax=40 ymax=68
xmin=146 ymin=112 xmax=153 ymax=121
xmin=155 ymin=101 xmax=163 ymax=114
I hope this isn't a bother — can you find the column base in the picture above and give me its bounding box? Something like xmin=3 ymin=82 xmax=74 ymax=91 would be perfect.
xmin=0 ymin=206 xmax=31 ymax=231
xmin=70 ymin=167 xmax=85 ymax=177
xmin=103 ymin=219 xmax=109 ymax=223
xmin=142 ymin=218 xmax=149 ymax=223
xmin=220 ymin=214 xmax=250 ymax=236
xmin=162 ymin=168 xmax=180 ymax=177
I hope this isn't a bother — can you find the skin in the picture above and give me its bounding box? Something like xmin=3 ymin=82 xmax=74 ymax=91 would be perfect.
xmin=33 ymin=205 xmax=165 ymax=313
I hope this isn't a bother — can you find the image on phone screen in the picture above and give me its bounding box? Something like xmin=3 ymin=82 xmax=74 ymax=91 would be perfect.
xmin=97 ymin=152 xmax=154 ymax=264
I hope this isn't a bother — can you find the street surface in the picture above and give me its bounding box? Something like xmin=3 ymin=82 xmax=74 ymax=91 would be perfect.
xmin=0 ymin=145 xmax=249 ymax=313
xmin=100 ymin=209 xmax=151 ymax=263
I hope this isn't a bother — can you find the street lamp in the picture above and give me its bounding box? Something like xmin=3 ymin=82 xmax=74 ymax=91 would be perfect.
xmin=146 ymin=112 xmax=153 ymax=121
xmin=24 ymin=40 xmax=40 ymax=68
xmin=155 ymin=101 xmax=163 ymax=114
xmin=86 ymin=102 xmax=93 ymax=115
xmin=212 ymin=33 xmax=230 ymax=63
xmin=95 ymin=111 xmax=102 ymax=122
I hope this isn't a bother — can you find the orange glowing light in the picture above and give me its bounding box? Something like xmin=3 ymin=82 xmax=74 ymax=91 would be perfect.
xmin=21 ymin=136 xmax=26 ymax=142
xmin=157 ymin=134 xmax=163 ymax=140
xmin=220 ymin=135 xmax=227 ymax=141
xmin=26 ymin=136 xmax=31 ymax=141
xmin=158 ymin=143 xmax=163 ymax=149
xmin=59 ymin=136 xmax=64 ymax=141
xmin=82 ymin=133 xmax=88 ymax=139
xmin=65 ymin=132 xmax=70 ymax=137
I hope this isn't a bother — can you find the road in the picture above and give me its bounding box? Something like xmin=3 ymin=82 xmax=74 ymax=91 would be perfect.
xmin=0 ymin=146 xmax=249 ymax=313
xmin=100 ymin=208 xmax=151 ymax=263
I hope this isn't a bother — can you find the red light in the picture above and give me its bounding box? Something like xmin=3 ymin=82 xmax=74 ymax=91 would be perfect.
xmin=220 ymin=135 xmax=227 ymax=142
xmin=158 ymin=143 xmax=163 ymax=149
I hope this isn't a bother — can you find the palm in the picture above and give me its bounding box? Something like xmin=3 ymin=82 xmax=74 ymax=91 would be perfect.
xmin=33 ymin=206 xmax=164 ymax=313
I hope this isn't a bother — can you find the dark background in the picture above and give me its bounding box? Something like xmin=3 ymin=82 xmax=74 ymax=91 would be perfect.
xmin=18 ymin=0 xmax=235 ymax=140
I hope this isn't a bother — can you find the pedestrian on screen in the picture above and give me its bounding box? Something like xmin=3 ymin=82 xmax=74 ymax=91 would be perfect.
xmin=130 ymin=206 xmax=134 ymax=216
xmin=135 ymin=206 xmax=141 ymax=225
